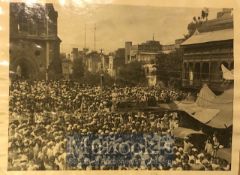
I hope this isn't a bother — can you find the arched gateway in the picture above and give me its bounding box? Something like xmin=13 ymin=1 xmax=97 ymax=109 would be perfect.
xmin=11 ymin=58 xmax=39 ymax=79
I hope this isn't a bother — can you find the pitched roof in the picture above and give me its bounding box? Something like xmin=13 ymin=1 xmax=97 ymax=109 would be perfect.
xmin=176 ymin=85 xmax=233 ymax=129
xmin=181 ymin=28 xmax=233 ymax=46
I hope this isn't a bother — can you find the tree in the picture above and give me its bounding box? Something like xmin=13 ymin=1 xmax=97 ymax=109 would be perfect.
xmin=81 ymin=71 xmax=114 ymax=86
xmin=71 ymin=57 xmax=84 ymax=80
xmin=156 ymin=49 xmax=182 ymax=88
xmin=117 ymin=61 xmax=147 ymax=86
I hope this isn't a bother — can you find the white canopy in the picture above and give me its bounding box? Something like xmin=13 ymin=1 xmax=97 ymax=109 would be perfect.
xmin=176 ymin=84 xmax=233 ymax=129
xmin=221 ymin=64 xmax=234 ymax=80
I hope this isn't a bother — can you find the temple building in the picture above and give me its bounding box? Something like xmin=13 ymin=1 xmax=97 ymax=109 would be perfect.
xmin=10 ymin=3 xmax=62 ymax=80
xmin=181 ymin=8 xmax=233 ymax=91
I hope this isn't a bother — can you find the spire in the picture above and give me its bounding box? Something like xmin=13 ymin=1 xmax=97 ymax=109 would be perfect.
xmin=153 ymin=33 xmax=155 ymax=41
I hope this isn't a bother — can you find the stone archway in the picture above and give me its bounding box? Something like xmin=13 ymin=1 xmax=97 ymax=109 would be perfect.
xmin=11 ymin=58 xmax=39 ymax=79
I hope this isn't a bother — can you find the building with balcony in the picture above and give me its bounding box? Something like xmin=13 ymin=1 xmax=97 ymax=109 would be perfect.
xmin=125 ymin=40 xmax=162 ymax=64
xmin=181 ymin=9 xmax=233 ymax=91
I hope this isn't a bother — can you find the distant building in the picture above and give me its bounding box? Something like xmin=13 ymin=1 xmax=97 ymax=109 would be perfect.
xmin=125 ymin=41 xmax=132 ymax=64
xmin=108 ymin=55 xmax=116 ymax=77
xmin=85 ymin=51 xmax=108 ymax=73
xmin=125 ymin=40 xmax=161 ymax=86
xmin=9 ymin=3 xmax=62 ymax=79
xmin=79 ymin=48 xmax=89 ymax=64
xmin=143 ymin=64 xmax=157 ymax=86
xmin=114 ymin=48 xmax=125 ymax=67
xmin=181 ymin=8 xmax=233 ymax=91
xmin=103 ymin=54 xmax=110 ymax=72
xmin=125 ymin=40 xmax=162 ymax=64
xmin=161 ymin=44 xmax=176 ymax=54
xmin=162 ymin=39 xmax=185 ymax=54
xmin=61 ymin=53 xmax=72 ymax=79
xmin=70 ymin=48 xmax=79 ymax=61
xmin=107 ymin=48 xmax=125 ymax=77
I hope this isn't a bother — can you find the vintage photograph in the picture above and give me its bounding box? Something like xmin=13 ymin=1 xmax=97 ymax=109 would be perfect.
xmin=7 ymin=1 xmax=233 ymax=171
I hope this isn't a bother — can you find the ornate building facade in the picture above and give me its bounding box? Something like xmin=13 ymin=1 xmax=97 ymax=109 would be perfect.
xmin=10 ymin=3 xmax=62 ymax=79
xmin=181 ymin=9 xmax=233 ymax=91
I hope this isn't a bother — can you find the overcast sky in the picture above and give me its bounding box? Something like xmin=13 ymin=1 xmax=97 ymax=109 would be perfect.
xmin=54 ymin=4 xmax=220 ymax=54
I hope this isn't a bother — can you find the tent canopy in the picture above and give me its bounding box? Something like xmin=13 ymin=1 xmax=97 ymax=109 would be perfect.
xmin=196 ymin=84 xmax=216 ymax=107
xmin=173 ymin=127 xmax=205 ymax=139
xmin=221 ymin=64 xmax=234 ymax=80
xmin=176 ymin=84 xmax=233 ymax=129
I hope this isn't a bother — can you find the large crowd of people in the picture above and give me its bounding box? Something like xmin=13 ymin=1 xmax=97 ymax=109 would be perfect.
xmin=8 ymin=80 xmax=230 ymax=170
xmin=9 ymin=80 xmax=187 ymax=116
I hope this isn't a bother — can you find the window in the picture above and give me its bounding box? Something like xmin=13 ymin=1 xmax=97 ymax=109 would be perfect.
xmin=28 ymin=18 xmax=38 ymax=35
xmin=184 ymin=63 xmax=188 ymax=79
xmin=194 ymin=63 xmax=200 ymax=79
xmin=18 ymin=14 xmax=28 ymax=32
xmin=38 ymin=18 xmax=45 ymax=35
xmin=210 ymin=62 xmax=221 ymax=81
xmin=201 ymin=62 xmax=209 ymax=80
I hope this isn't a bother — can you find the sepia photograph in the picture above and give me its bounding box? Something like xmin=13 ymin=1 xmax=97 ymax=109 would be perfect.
xmin=1 ymin=0 xmax=236 ymax=172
